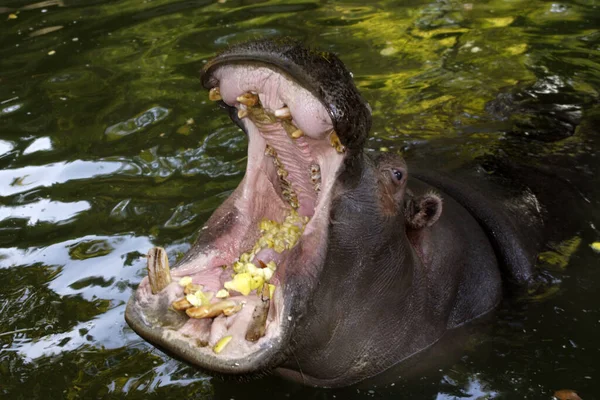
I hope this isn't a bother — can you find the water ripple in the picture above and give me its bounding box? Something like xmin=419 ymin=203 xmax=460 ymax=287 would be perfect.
xmin=0 ymin=160 xmax=126 ymax=196
xmin=0 ymin=199 xmax=89 ymax=225
xmin=104 ymin=106 xmax=170 ymax=140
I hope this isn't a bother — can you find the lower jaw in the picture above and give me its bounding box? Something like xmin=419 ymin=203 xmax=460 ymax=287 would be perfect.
xmin=125 ymin=291 xmax=291 ymax=373
xmin=128 ymin=139 xmax=343 ymax=370
xmin=137 ymin=194 xmax=312 ymax=359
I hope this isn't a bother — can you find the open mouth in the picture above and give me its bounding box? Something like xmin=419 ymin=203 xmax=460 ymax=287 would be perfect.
xmin=125 ymin=57 xmax=348 ymax=373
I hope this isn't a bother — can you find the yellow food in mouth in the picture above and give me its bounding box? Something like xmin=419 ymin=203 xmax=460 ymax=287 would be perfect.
xmin=170 ymin=209 xmax=307 ymax=319
xmin=213 ymin=335 xmax=233 ymax=354
xmin=224 ymin=273 xmax=255 ymax=296
xmin=185 ymin=289 xmax=213 ymax=307
xmin=223 ymin=209 xmax=307 ymax=296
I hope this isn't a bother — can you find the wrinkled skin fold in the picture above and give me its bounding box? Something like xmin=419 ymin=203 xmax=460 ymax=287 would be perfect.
xmin=125 ymin=38 xmax=544 ymax=387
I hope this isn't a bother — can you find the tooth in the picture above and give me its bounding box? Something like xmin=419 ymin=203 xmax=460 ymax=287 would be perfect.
xmin=290 ymin=129 xmax=304 ymax=139
xmin=329 ymin=131 xmax=346 ymax=153
xmin=186 ymin=300 xmax=237 ymax=319
xmin=274 ymin=106 xmax=291 ymax=119
xmin=183 ymin=283 xmax=204 ymax=295
xmin=310 ymin=164 xmax=320 ymax=174
xmin=236 ymin=92 xmax=258 ymax=107
xmin=314 ymin=182 xmax=321 ymax=192
xmin=172 ymin=297 xmax=193 ymax=311
xmin=310 ymin=172 xmax=321 ymax=184
xmin=280 ymin=177 xmax=291 ymax=188
xmin=245 ymin=284 xmax=271 ymax=342
xmin=277 ymin=168 xmax=288 ymax=179
xmin=223 ymin=303 xmax=243 ymax=316
xmin=265 ymin=145 xmax=277 ymax=157
xmin=209 ymin=87 xmax=221 ymax=101
xmin=147 ymin=247 xmax=171 ymax=294
xmin=237 ymin=109 xmax=248 ymax=119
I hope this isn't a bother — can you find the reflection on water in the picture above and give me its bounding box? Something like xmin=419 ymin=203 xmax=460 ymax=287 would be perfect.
xmin=0 ymin=139 xmax=15 ymax=156
xmin=0 ymin=198 xmax=89 ymax=225
xmin=104 ymin=106 xmax=170 ymax=139
xmin=23 ymin=136 xmax=52 ymax=154
xmin=0 ymin=0 xmax=599 ymax=398
xmin=0 ymin=160 xmax=125 ymax=196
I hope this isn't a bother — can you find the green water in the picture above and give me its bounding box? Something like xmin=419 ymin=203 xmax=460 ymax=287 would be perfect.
xmin=1 ymin=0 xmax=599 ymax=398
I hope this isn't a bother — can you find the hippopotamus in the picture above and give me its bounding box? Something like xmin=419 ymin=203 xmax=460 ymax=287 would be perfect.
xmin=125 ymin=38 xmax=545 ymax=387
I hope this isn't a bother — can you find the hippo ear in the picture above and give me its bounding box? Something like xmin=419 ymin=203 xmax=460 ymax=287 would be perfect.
xmin=406 ymin=192 xmax=443 ymax=229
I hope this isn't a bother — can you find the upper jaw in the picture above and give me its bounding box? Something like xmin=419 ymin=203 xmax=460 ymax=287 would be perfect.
xmin=201 ymin=38 xmax=372 ymax=154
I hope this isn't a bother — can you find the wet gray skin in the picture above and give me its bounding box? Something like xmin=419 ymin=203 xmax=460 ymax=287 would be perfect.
xmin=125 ymin=39 xmax=543 ymax=387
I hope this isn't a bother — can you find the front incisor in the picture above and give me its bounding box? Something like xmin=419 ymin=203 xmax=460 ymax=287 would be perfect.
xmin=172 ymin=297 xmax=193 ymax=311
xmin=186 ymin=300 xmax=237 ymax=319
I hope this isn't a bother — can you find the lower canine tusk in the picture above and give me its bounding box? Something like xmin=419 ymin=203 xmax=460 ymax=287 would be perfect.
xmin=147 ymin=247 xmax=172 ymax=294
xmin=245 ymin=284 xmax=271 ymax=342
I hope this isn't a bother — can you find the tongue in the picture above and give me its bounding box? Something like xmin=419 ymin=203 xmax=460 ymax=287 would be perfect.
xmin=254 ymin=248 xmax=285 ymax=270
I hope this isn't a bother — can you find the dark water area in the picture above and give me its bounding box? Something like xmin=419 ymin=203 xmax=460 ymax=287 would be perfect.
xmin=0 ymin=0 xmax=599 ymax=398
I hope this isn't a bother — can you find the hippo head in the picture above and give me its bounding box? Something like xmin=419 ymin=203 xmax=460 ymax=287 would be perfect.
xmin=126 ymin=39 xmax=452 ymax=387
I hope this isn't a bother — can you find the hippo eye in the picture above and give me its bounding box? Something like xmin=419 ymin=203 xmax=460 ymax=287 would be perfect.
xmin=392 ymin=168 xmax=404 ymax=182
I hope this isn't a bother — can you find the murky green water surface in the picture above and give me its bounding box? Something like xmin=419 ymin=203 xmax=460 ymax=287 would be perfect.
xmin=1 ymin=0 xmax=599 ymax=398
